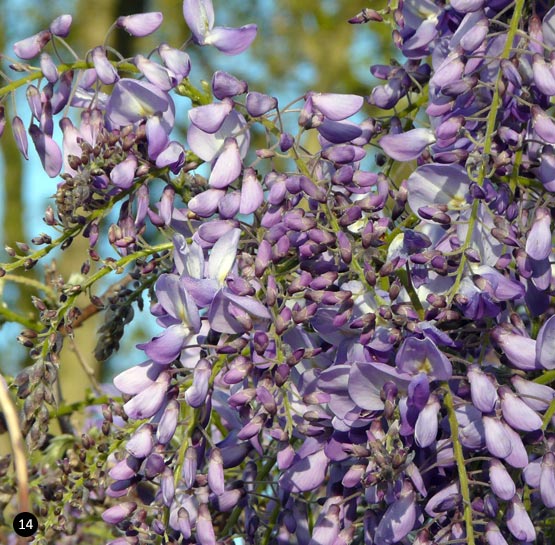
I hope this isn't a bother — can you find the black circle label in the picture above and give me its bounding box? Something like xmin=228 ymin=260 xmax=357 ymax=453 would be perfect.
xmin=13 ymin=512 xmax=38 ymax=537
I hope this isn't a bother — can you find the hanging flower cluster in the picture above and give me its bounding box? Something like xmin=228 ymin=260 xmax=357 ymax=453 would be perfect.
xmin=2 ymin=0 xmax=555 ymax=544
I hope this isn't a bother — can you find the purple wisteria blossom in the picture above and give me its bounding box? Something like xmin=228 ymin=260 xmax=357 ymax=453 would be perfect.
xmin=183 ymin=0 xmax=257 ymax=55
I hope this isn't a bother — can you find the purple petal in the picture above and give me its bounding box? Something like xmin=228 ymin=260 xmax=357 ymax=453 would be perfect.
xmin=414 ymin=396 xmax=440 ymax=447
xmin=483 ymin=416 xmax=512 ymax=458
xmin=540 ymin=452 xmax=555 ymax=508
xmin=533 ymin=105 xmax=555 ymax=143
xmin=450 ymin=0 xmax=484 ymax=11
xmin=506 ymin=495 xmax=536 ymax=542
xmin=209 ymin=137 xmax=242 ymax=188
xmin=29 ymin=124 xmax=62 ymax=177
xmin=187 ymin=110 xmax=249 ymax=162
xmin=156 ymin=274 xmax=201 ymax=328
xmin=526 ymin=207 xmax=552 ymax=260
xmin=204 ymin=25 xmax=257 ymax=55
xmin=317 ymin=119 xmax=363 ymax=144
xmin=511 ymin=375 xmax=555 ymax=411
xmin=12 ymin=116 xmax=29 ymax=160
xmin=135 ymin=55 xmax=175 ymax=91
xmin=223 ymin=291 xmax=271 ymax=320
xmin=197 ymin=219 xmax=237 ymax=245
xmin=536 ymin=315 xmax=555 ymax=369
xmin=467 ymin=365 xmax=498 ymax=413
xmin=185 ymin=358 xmax=211 ymax=407
xmin=40 ymin=53 xmax=58 ymax=83
xmin=106 ymin=78 xmax=173 ymax=130
xmin=321 ymin=144 xmax=366 ymax=163
xmin=146 ymin=115 xmax=169 ymax=160
xmin=246 ymin=91 xmax=277 ymax=117
xmin=499 ymin=386 xmax=542 ymax=432
xmin=207 ymin=228 xmax=240 ymax=283
xmin=196 ymin=504 xmax=216 ymax=545
xmin=189 ymin=188 xmax=225 ymax=217
xmin=102 ymin=502 xmax=137 ymax=524
xmin=49 ymin=14 xmax=72 ymax=37
xmin=348 ymin=361 xmax=412 ymax=411
xmin=108 ymin=456 xmax=141 ymax=480
xmin=155 ymin=141 xmax=185 ymax=173
xmin=491 ymin=327 xmax=539 ymax=370
xmin=110 ymin=154 xmax=137 ymax=188
xmin=157 ymin=399 xmax=179 ymax=444
xmin=13 ymin=30 xmax=51 ymax=59
xmin=240 ymin=168 xmax=264 ymax=214
xmin=425 ymin=482 xmax=460 ymax=516
xmin=218 ymin=190 xmax=240 ymax=218
xmin=395 ymin=336 xmax=452 ymax=380
xmin=123 ymin=372 xmax=170 ymax=419
xmin=279 ymin=448 xmax=329 ymax=492
xmin=211 ymin=70 xmax=248 ymax=99
xmin=113 ymin=360 xmax=164 ymax=395
xmin=126 ymin=424 xmax=154 ymax=458
xmin=406 ymin=163 xmax=470 ymax=216
xmin=502 ymin=422 xmax=528 ymax=468
xmin=489 ymin=459 xmax=516 ymax=500
xmin=311 ymin=93 xmax=364 ymax=121
xmin=183 ymin=0 xmax=214 ymax=42
xmin=308 ymin=504 xmax=340 ymax=545
xmin=374 ymin=489 xmax=416 ymax=545
xmin=207 ymin=448 xmax=225 ymax=495
xmin=140 ymin=323 xmax=192 ymax=364
xmin=533 ymin=54 xmax=555 ymax=95
xmin=189 ymin=100 xmax=233 ymax=133
xmin=92 ymin=46 xmax=119 ymax=85
xmin=485 ymin=522 xmax=509 ymax=545
xmin=182 ymin=446 xmax=197 ymax=488
xmin=380 ymin=128 xmax=436 ymax=162
xmin=159 ymin=43 xmax=191 ymax=80
xmin=117 ymin=12 xmax=163 ymax=37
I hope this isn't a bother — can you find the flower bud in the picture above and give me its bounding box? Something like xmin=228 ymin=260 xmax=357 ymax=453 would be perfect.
xmin=117 ymin=12 xmax=163 ymax=37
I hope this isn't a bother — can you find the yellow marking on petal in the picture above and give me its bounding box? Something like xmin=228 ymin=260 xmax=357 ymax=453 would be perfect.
xmin=448 ymin=194 xmax=467 ymax=210
xmin=418 ymin=358 xmax=433 ymax=374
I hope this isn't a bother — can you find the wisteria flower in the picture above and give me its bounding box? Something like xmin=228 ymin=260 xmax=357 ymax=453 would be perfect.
xmin=138 ymin=274 xmax=201 ymax=364
xmin=183 ymin=0 xmax=257 ymax=55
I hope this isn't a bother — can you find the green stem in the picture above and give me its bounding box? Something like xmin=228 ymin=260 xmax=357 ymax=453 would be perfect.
xmin=447 ymin=0 xmax=525 ymax=304
xmin=0 ymin=60 xmax=137 ymax=97
xmin=443 ymin=384 xmax=475 ymax=545
xmin=0 ymin=304 xmax=41 ymax=330
xmin=2 ymin=273 xmax=57 ymax=300
xmin=1 ymin=225 xmax=81 ymax=272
